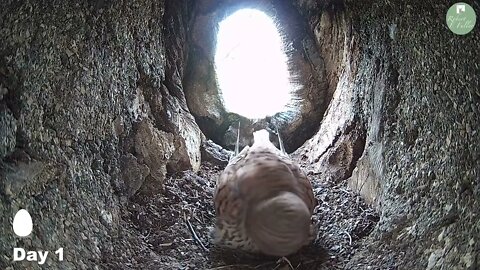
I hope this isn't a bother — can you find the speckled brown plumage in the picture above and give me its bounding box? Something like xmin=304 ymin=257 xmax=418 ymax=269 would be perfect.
xmin=212 ymin=130 xmax=317 ymax=257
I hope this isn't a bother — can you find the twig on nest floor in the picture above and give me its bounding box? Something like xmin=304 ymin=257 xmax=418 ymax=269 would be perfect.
xmin=207 ymin=264 xmax=257 ymax=270
xmin=206 ymin=255 xmax=277 ymax=269
xmin=273 ymin=257 xmax=294 ymax=270
xmin=297 ymin=259 xmax=328 ymax=269
xmin=184 ymin=211 xmax=209 ymax=252
xmin=343 ymin=230 xmax=353 ymax=245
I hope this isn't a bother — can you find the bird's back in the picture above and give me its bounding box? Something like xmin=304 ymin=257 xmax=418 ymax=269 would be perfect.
xmin=212 ymin=130 xmax=316 ymax=256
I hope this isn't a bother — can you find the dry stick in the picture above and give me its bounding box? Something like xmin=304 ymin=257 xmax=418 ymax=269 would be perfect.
xmin=276 ymin=126 xmax=286 ymax=154
xmin=296 ymin=260 xmax=325 ymax=268
xmin=283 ymin=257 xmax=295 ymax=270
xmin=343 ymin=230 xmax=353 ymax=245
xmin=274 ymin=257 xmax=294 ymax=270
xmin=207 ymin=264 xmax=257 ymax=270
xmin=254 ymin=261 xmax=277 ymax=269
xmin=184 ymin=211 xmax=209 ymax=252
xmin=228 ymin=121 xmax=241 ymax=162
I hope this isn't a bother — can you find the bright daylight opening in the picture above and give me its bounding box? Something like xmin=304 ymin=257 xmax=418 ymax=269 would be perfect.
xmin=215 ymin=9 xmax=294 ymax=119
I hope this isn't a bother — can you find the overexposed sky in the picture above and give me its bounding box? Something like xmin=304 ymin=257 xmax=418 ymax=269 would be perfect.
xmin=215 ymin=9 xmax=293 ymax=119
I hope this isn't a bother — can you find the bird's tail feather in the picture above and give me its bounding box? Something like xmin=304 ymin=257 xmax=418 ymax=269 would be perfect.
xmin=245 ymin=192 xmax=312 ymax=256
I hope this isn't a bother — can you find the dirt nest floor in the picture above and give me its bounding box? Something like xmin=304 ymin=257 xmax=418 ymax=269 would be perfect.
xmin=102 ymin=161 xmax=379 ymax=269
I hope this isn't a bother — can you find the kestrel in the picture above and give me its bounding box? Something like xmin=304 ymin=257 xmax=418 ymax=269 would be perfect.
xmin=212 ymin=128 xmax=316 ymax=256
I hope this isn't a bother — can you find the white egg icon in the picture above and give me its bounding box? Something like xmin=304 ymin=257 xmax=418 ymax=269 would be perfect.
xmin=13 ymin=209 xmax=33 ymax=237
